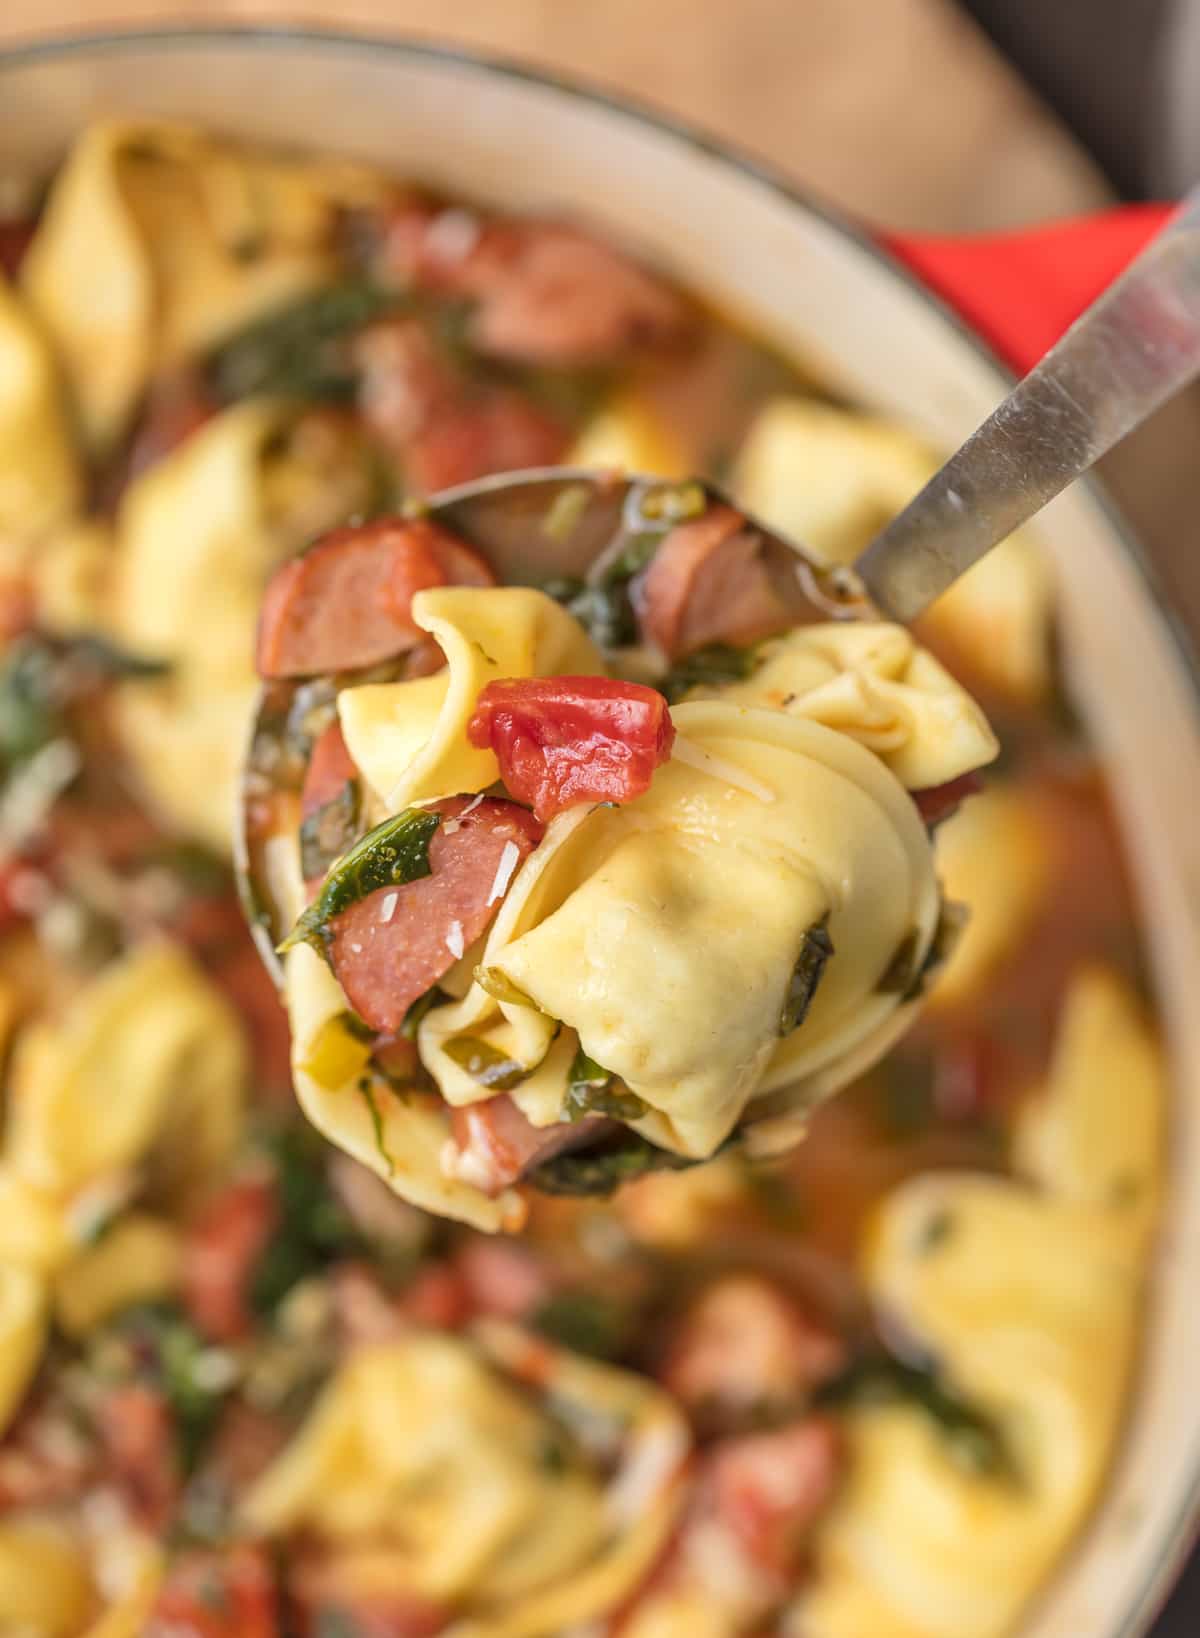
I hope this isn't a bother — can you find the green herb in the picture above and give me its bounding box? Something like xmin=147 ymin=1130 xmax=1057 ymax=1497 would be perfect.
xmin=542 ymin=484 xmax=591 ymax=543
xmin=533 ymin=1290 xmax=633 ymax=1360
xmin=474 ymin=966 xmax=545 ymax=1011
xmin=207 ymin=279 xmax=399 ymax=403
xmin=443 ymin=1035 xmax=528 ymax=1091
xmin=660 ymin=641 xmax=760 ymax=704
xmin=279 ymin=807 xmax=442 ymax=955
xmin=780 ymin=917 xmax=834 ymax=1034
xmin=250 ymin=1127 xmax=364 ymax=1319
xmin=552 ymin=580 xmax=640 ymax=651
xmin=562 ymin=1045 xmax=647 ymax=1123
xmin=0 ymin=633 xmax=169 ymax=772
xmin=401 ymin=986 xmax=449 ymax=1041
xmin=108 ymin=1305 xmax=232 ymax=1472
xmin=298 ymin=779 xmax=362 ymax=883
xmin=358 ymin=1078 xmax=394 ymax=1176
xmin=820 ymin=1353 xmax=1014 ymax=1480
xmin=918 ymin=1208 xmax=956 ymax=1253
xmin=531 ymin=1132 xmax=702 ymax=1196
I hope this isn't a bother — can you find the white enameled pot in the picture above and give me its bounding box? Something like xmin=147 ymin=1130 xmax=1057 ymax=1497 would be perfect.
xmin=2 ymin=28 xmax=1199 ymax=1637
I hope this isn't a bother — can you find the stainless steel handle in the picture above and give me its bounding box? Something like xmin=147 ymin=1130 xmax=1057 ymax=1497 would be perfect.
xmin=855 ymin=187 xmax=1200 ymax=621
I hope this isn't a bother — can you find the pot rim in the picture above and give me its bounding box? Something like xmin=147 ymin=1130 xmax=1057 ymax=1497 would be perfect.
xmin=2 ymin=22 xmax=1198 ymax=1635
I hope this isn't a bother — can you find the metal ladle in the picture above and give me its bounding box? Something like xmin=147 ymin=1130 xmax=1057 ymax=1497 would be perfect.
xmin=238 ymin=185 xmax=1200 ymax=974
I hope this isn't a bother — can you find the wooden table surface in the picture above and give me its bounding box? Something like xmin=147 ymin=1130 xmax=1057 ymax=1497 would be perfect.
xmin=1 ymin=5 xmax=1198 ymax=1630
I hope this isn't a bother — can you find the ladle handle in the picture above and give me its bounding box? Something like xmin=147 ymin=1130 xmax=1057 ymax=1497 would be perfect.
xmin=857 ymin=195 xmax=1199 ymax=621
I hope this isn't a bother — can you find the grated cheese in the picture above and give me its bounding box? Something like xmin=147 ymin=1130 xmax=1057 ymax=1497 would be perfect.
xmin=445 ymin=919 xmax=465 ymax=960
xmin=670 ymin=735 xmax=776 ymax=803
xmin=379 ymin=892 xmax=399 ymax=924
xmin=486 ymin=840 xmax=522 ymax=906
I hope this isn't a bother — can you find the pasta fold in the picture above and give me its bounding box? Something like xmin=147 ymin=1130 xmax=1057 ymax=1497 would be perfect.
xmin=796 ymin=966 xmax=1163 ymax=1638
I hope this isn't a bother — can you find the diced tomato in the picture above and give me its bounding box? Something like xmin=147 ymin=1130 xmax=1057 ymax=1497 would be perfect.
xmin=468 ymin=675 xmax=675 ymax=823
xmin=383 ymin=205 xmax=688 ymax=366
xmin=448 ymin=1095 xmax=612 ymax=1196
xmin=398 ymin=1262 xmax=471 ymax=1330
xmin=149 ymin=1545 xmax=279 ymax=1638
xmin=659 ymin=1276 xmax=846 ymax=1428
xmin=97 ymin=1384 xmax=180 ymax=1532
xmin=631 ymin=503 xmax=811 ymax=661
xmin=454 ymin=1237 xmax=551 ymax=1320
xmin=700 ymin=1417 xmax=842 ymax=1580
xmin=912 ymin=771 xmax=984 ymax=828
xmin=181 ymin=1174 xmax=279 ymax=1343
xmin=326 ymin=796 xmax=542 ymax=1033
xmin=0 ymin=217 xmax=34 ymax=279
xmin=255 ymin=516 xmax=494 ymax=679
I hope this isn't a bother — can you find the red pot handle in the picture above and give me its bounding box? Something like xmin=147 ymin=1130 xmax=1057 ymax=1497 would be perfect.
xmin=883 ymin=203 xmax=1174 ymax=376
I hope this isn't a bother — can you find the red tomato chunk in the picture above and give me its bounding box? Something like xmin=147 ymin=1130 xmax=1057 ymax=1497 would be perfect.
xmin=467 ymin=676 xmax=676 ymax=822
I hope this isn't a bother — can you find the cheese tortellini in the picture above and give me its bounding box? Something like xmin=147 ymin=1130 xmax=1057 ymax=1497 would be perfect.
xmin=735 ymin=397 xmax=1055 ymax=704
xmin=0 ymin=943 xmax=247 ymax=1430
xmin=796 ymin=966 xmax=1163 ymax=1638
xmin=0 ymin=275 xmax=80 ymax=543
xmin=284 ymin=575 xmax=995 ymax=1227
xmin=339 ymin=586 xmax=604 ymax=810
xmin=113 ymin=399 xmax=370 ymax=847
xmin=21 ymin=119 xmax=389 ymax=449
xmin=244 ymin=1326 xmax=689 ymax=1636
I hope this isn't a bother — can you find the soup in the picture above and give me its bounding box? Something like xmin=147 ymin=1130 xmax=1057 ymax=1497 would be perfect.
xmin=0 ymin=119 xmax=1164 ymax=1638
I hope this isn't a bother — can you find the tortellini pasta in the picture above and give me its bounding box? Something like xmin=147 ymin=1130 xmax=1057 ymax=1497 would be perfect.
xmin=795 ymin=966 xmax=1163 ymax=1638
xmin=734 ymin=397 xmax=1054 ymax=703
xmin=0 ymin=943 xmax=246 ymax=1428
xmin=339 ymin=586 xmax=604 ymax=810
xmin=431 ymin=702 xmax=941 ymax=1159
xmin=284 ymin=575 xmax=996 ymax=1225
xmin=0 ymin=1518 xmax=97 ymax=1638
xmin=566 ymin=390 xmax=691 ymax=479
xmin=0 ymin=274 xmax=80 ymax=541
xmin=927 ymin=782 xmax=1049 ymax=1007
xmin=697 ymin=621 xmax=996 ymax=790
xmin=244 ymin=1325 xmax=689 ymax=1635
xmin=113 ymin=399 xmax=369 ymax=848
xmin=22 ymin=119 xmax=389 ymax=449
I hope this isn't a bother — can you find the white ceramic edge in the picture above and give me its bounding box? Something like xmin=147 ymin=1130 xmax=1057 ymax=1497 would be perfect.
xmin=2 ymin=29 xmax=1199 ymax=1638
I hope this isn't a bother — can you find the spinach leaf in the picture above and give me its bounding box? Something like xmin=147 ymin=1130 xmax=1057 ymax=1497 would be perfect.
xmin=0 ymin=633 xmax=168 ymax=772
xmin=107 ymin=1305 xmax=233 ymax=1473
xmin=401 ymin=985 xmax=450 ymax=1041
xmin=298 ymin=779 xmax=362 ymax=883
xmin=279 ymin=807 xmax=441 ymax=956
xmin=532 ymin=1290 xmax=633 ymax=1360
xmin=562 ymin=1045 xmax=647 ymax=1123
xmin=443 ymin=1035 xmax=528 ymax=1091
xmin=207 ymin=280 xmax=399 ymax=403
xmin=819 ymin=1352 xmax=1014 ymax=1479
xmin=780 ymin=917 xmax=834 ymax=1034
xmin=660 ymin=641 xmax=761 ymax=703
xmin=531 ymin=1131 xmax=702 ymax=1196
